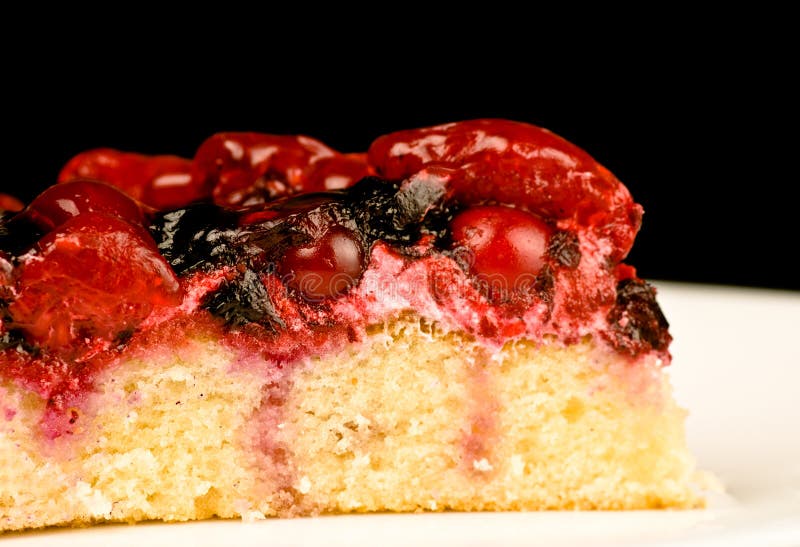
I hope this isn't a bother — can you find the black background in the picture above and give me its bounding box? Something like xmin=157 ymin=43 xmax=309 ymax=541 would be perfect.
xmin=3 ymin=28 xmax=796 ymax=291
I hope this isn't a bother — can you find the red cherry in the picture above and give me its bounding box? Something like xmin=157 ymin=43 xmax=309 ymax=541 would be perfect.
xmin=8 ymin=212 xmax=182 ymax=350
xmin=0 ymin=193 xmax=24 ymax=212
xmin=450 ymin=205 xmax=551 ymax=302
xmin=141 ymin=156 xmax=199 ymax=209
xmin=279 ymin=227 xmax=364 ymax=301
xmin=25 ymin=180 xmax=147 ymax=232
xmin=192 ymin=132 xmax=338 ymax=207
xmin=304 ymin=153 xmax=372 ymax=192
xmin=58 ymin=149 xmax=198 ymax=209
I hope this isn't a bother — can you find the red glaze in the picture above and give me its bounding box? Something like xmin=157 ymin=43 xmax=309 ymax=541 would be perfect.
xmin=279 ymin=226 xmax=365 ymax=301
xmin=369 ymin=119 xmax=642 ymax=261
xmin=0 ymin=193 xmax=24 ymax=212
xmin=58 ymin=148 xmax=197 ymax=209
xmin=24 ymin=180 xmax=147 ymax=232
xmin=8 ymin=213 xmax=181 ymax=351
xmin=450 ymin=205 xmax=551 ymax=302
xmin=192 ymin=133 xmax=338 ymax=207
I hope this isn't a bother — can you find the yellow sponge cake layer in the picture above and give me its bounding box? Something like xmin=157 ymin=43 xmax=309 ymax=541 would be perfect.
xmin=0 ymin=316 xmax=700 ymax=531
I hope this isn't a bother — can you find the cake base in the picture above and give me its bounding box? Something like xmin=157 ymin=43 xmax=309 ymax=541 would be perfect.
xmin=0 ymin=316 xmax=701 ymax=532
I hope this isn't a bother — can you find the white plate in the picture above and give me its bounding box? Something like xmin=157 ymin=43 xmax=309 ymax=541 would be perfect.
xmin=4 ymin=283 xmax=800 ymax=546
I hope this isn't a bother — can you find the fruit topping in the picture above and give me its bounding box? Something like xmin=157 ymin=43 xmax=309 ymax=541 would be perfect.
xmin=1 ymin=119 xmax=658 ymax=368
xmin=450 ymin=205 xmax=551 ymax=302
xmin=58 ymin=148 xmax=197 ymax=209
xmin=369 ymin=119 xmax=641 ymax=261
xmin=8 ymin=212 xmax=182 ymax=351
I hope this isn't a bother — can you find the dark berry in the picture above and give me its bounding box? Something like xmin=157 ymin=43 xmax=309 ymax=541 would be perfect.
xmin=607 ymin=279 xmax=671 ymax=355
xmin=347 ymin=173 xmax=449 ymax=244
xmin=149 ymin=204 xmax=241 ymax=275
xmin=202 ymin=268 xmax=283 ymax=329
xmin=0 ymin=212 xmax=45 ymax=256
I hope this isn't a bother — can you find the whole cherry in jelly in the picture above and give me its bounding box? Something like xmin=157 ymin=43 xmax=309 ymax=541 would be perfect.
xmin=450 ymin=205 xmax=552 ymax=302
xmin=278 ymin=226 xmax=365 ymax=301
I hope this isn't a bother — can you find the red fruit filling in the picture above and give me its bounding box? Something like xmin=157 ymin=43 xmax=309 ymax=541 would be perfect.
xmin=7 ymin=212 xmax=181 ymax=351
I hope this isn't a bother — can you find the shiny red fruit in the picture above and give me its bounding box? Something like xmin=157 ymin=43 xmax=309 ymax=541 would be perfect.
xmin=192 ymin=132 xmax=338 ymax=207
xmin=25 ymin=180 xmax=146 ymax=232
xmin=450 ymin=205 xmax=551 ymax=301
xmin=140 ymin=156 xmax=199 ymax=210
xmin=304 ymin=153 xmax=372 ymax=192
xmin=0 ymin=193 xmax=24 ymax=212
xmin=58 ymin=148 xmax=198 ymax=209
xmin=8 ymin=212 xmax=182 ymax=350
xmin=279 ymin=227 xmax=364 ymax=301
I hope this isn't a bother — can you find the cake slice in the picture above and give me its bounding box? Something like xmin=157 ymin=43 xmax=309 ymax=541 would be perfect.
xmin=0 ymin=120 xmax=701 ymax=532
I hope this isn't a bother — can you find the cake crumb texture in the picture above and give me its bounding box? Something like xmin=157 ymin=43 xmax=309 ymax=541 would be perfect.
xmin=1 ymin=317 xmax=701 ymax=532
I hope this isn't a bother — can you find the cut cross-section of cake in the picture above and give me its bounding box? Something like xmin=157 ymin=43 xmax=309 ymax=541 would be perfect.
xmin=0 ymin=119 xmax=701 ymax=533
